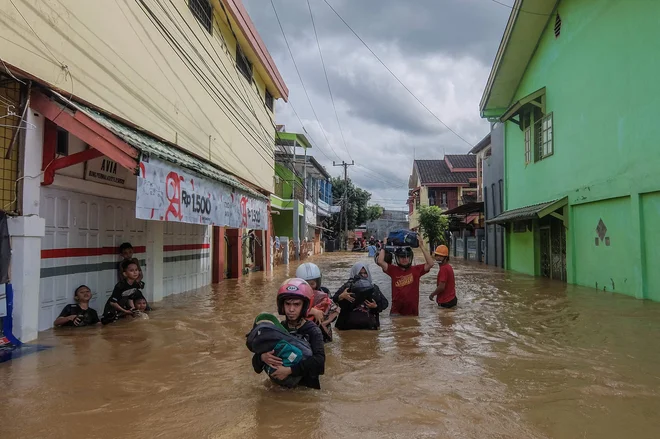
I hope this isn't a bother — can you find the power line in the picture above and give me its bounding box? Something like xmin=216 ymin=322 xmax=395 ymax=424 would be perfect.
xmin=270 ymin=0 xmax=342 ymax=162
xmin=321 ymin=0 xmax=473 ymax=147
xmin=487 ymin=0 xmax=554 ymax=16
xmin=306 ymin=0 xmax=351 ymax=161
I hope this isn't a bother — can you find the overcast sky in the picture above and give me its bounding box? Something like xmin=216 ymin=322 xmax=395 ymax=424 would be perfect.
xmin=243 ymin=0 xmax=511 ymax=211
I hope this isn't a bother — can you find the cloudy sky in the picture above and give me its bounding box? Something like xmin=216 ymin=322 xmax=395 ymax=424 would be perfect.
xmin=243 ymin=0 xmax=511 ymax=210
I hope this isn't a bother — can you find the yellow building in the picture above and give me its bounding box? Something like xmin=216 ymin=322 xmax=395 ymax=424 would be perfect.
xmin=0 ymin=0 xmax=287 ymax=342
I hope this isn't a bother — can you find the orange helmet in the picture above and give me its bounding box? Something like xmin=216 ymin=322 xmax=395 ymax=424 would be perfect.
xmin=434 ymin=245 xmax=449 ymax=257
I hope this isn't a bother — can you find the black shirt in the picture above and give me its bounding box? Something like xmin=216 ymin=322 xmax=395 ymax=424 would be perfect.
xmin=252 ymin=319 xmax=325 ymax=389
xmin=102 ymin=280 xmax=144 ymax=324
xmin=57 ymin=304 xmax=100 ymax=327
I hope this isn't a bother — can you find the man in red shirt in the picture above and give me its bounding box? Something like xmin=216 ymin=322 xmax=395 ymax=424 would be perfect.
xmin=429 ymin=245 xmax=457 ymax=308
xmin=377 ymin=244 xmax=434 ymax=316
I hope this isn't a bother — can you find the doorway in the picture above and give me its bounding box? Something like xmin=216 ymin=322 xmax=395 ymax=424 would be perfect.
xmin=539 ymin=217 xmax=566 ymax=281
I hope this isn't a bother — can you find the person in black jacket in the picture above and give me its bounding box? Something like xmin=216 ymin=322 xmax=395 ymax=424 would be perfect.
xmin=252 ymin=278 xmax=325 ymax=389
xmin=54 ymin=285 xmax=101 ymax=327
xmin=333 ymin=262 xmax=388 ymax=330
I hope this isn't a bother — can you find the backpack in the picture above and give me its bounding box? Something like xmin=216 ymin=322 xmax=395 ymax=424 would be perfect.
xmin=246 ymin=313 xmax=313 ymax=388
xmin=387 ymin=230 xmax=419 ymax=248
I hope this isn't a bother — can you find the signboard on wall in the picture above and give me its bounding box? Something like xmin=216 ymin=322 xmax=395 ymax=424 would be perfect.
xmin=85 ymin=156 xmax=128 ymax=187
xmin=135 ymin=157 xmax=268 ymax=230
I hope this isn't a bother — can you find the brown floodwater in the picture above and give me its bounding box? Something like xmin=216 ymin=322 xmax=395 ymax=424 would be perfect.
xmin=2 ymin=252 xmax=660 ymax=439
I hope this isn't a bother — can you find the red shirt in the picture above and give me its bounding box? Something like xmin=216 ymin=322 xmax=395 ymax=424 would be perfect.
xmin=386 ymin=263 xmax=429 ymax=316
xmin=436 ymin=264 xmax=456 ymax=304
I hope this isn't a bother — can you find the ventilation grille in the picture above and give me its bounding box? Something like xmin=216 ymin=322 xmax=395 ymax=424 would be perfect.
xmin=554 ymin=13 xmax=562 ymax=38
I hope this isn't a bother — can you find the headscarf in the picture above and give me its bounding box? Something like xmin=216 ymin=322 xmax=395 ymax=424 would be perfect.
xmin=349 ymin=261 xmax=372 ymax=284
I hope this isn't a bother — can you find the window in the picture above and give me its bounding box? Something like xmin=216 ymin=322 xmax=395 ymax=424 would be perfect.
xmin=441 ymin=192 xmax=448 ymax=207
xmin=236 ymin=43 xmax=252 ymax=81
xmin=524 ymin=127 xmax=531 ymax=164
xmin=56 ymin=128 xmax=69 ymax=156
xmin=498 ymin=179 xmax=504 ymax=214
xmin=265 ymin=90 xmax=274 ymax=112
xmin=189 ymin=0 xmax=213 ymax=34
xmin=535 ymin=112 xmax=553 ymax=160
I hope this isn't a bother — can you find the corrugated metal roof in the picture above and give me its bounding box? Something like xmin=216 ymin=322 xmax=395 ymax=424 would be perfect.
xmin=486 ymin=199 xmax=559 ymax=224
xmin=51 ymin=91 xmax=267 ymax=200
xmin=414 ymin=160 xmax=476 ymax=184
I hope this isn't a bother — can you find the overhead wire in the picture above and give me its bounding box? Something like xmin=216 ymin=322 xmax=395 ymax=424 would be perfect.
xmin=321 ymin=0 xmax=473 ymax=147
xmin=306 ymin=0 xmax=351 ymax=161
xmin=270 ymin=0 xmax=342 ymax=162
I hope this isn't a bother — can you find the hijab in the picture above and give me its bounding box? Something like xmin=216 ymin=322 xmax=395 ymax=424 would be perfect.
xmin=349 ymin=261 xmax=372 ymax=284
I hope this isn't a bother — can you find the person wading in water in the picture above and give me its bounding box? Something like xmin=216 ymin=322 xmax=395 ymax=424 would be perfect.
xmin=377 ymin=245 xmax=434 ymax=316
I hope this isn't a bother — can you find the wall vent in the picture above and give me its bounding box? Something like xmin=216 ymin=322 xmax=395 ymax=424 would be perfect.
xmin=554 ymin=13 xmax=562 ymax=38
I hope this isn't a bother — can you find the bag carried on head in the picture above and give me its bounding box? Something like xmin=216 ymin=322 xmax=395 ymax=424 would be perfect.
xmin=387 ymin=229 xmax=419 ymax=248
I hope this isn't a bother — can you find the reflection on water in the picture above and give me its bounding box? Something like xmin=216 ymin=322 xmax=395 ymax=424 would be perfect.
xmin=2 ymin=253 xmax=660 ymax=438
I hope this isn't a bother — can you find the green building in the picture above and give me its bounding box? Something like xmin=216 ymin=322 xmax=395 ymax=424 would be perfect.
xmin=480 ymin=0 xmax=660 ymax=300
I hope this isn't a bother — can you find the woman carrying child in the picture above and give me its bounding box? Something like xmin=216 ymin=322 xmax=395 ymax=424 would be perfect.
xmin=333 ymin=262 xmax=388 ymax=331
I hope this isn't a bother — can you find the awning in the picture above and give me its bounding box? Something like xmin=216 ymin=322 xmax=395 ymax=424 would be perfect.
xmin=487 ymin=197 xmax=568 ymax=224
xmin=48 ymin=91 xmax=266 ymax=201
xmin=442 ymin=201 xmax=484 ymax=216
xmin=500 ymin=87 xmax=545 ymax=123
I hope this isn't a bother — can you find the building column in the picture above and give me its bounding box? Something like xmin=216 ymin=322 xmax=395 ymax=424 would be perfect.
xmin=629 ymin=193 xmax=644 ymax=299
xmin=7 ymin=109 xmax=46 ymax=342
xmin=227 ymin=228 xmax=242 ymax=279
xmin=292 ymin=201 xmax=300 ymax=260
xmin=254 ymin=230 xmax=265 ymax=271
xmin=7 ymin=217 xmax=45 ymax=343
xmin=212 ymin=226 xmax=226 ymax=283
xmin=145 ymin=220 xmax=164 ymax=303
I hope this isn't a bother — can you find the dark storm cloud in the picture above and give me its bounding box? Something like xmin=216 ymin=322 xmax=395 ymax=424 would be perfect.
xmin=243 ymin=0 xmax=511 ymax=209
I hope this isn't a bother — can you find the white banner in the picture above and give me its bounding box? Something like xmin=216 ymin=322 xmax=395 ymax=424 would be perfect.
xmin=136 ymin=157 xmax=268 ymax=230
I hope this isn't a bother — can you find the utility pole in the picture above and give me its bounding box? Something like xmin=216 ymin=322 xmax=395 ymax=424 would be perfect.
xmin=333 ymin=160 xmax=354 ymax=250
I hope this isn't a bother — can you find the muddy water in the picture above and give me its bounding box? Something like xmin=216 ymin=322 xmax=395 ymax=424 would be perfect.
xmin=2 ymin=253 xmax=660 ymax=439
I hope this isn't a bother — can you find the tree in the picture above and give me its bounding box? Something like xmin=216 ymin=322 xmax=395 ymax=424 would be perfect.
xmin=417 ymin=205 xmax=449 ymax=250
xmin=366 ymin=204 xmax=384 ymax=222
xmin=323 ymin=177 xmax=373 ymax=238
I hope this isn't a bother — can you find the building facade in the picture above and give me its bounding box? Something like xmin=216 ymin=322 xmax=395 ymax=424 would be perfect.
xmin=408 ymin=155 xmax=477 ymax=230
xmin=0 ymin=0 xmax=287 ymax=342
xmin=481 ymin=124 xmax=505 ymax=268
xmin=481 ymin=0 xmax=660 ymax=300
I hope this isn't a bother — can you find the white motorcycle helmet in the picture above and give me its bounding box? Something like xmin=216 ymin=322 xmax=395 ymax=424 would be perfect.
xmin=295 ymin=262 xmax=322 ymax=290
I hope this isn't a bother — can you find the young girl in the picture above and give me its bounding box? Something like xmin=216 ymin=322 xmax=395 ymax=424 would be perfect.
xmin=429 ymin=245 xmax=457 ymax=308
xmin=295 ymin=262 xmax=339 ymax=342
xmin=54 ymin=285 xmax=101 ymax=327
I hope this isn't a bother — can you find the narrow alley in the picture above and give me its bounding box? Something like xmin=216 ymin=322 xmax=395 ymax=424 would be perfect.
xmin=1 ymin=253 xmax=659 ymax=439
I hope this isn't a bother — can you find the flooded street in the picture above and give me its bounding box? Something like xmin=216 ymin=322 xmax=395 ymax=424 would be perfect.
xmin=2 ymin=253 xmax=660 ymax=439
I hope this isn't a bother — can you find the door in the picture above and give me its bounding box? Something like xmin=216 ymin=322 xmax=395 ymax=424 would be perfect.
xmin=539 ymin=218 xmax=566 ymax=281
xmin=162 ymin=222 xmax=211 ymax=297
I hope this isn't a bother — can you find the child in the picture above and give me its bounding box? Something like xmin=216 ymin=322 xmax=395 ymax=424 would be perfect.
xmin=429 ymin=245 xmax=457 ymax=308
xmin=118 ymin=242 xmax=144 ymax=288
xmin=251 ymin=278 xmax=326 ymax=389
xmin=102 ymin=259 xmax=144 ymax=325
xmin=295 ymin=262 xmax=339 ymax=342
xmin=133 ymin=296 xmax=150 ymax=320
xmin=54 ymin=285 xmax=101 ymax=327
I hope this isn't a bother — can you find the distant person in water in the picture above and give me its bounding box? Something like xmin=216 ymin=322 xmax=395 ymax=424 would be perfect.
xmin=377 ymin=244 xmax=434 ymax=316
xmin=429 ymin=245 xmax=457 ymax=309
xmin=54 ymin=285 xmax=101 ymax=327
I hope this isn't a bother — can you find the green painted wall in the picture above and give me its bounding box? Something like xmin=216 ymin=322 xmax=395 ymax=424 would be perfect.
xmin=572 ymin=197 xmax=636 ymax=295
xmin=507 ymin=229 xmax=536 ymax=276
xmin=275 ymin=163 xmax=299 ymax=199
xmin=641 ymin=192 xmax=660 ymax=301
xmin=500 ymin=0 xmax=660 ymax=299
xmin=272 ymin=210 xmax=294 ymax=237
xmin=505 ymin=0 xmax=660 ymax=211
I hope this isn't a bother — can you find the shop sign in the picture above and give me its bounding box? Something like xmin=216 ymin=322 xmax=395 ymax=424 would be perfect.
xmin=85 ymin=156 xmax=127 ymax=187
xmin=136 ymin=157 xmax=267 ymax=230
